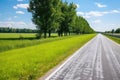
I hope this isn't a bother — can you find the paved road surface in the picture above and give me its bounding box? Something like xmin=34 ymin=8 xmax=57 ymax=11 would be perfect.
xmin=45 ymin=34 xmax=120 ymax=80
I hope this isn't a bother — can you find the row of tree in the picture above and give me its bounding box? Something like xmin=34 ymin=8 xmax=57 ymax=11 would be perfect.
xmin=0 ymin=27 xmax=37 ymax=33
xmin=105 ymin=28 xmax=120 ymax=33
xmin=115 ymin=28 xmax=120 ymax=33
xmin=28 ymin=0 xmax=94 ymax=38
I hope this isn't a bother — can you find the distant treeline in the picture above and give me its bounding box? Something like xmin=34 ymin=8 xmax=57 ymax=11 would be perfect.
xmin=0 ymin=27 xmax=38 ymax=33
xmin=105 ymin=28 xmax=120 ymax=33
xmin=115 ymin=28 xmax=120 ymax=33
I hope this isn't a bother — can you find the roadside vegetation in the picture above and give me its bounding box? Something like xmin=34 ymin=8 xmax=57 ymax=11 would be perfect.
xmin=0 ymin=33 xmax=75 ymax=52
xmin=105 ymin=35 xmax=120 ymax=44
xmin=0 ymin=33 xmax=36 ymax=38
xmin=28 ymin=0 xmax=95 ymax=38
xmin=0 ymin=27 xmax=37 ymax=33
xmin=0 ymin=34 xmax=96 ymax=80
xmin=0 ymin=0 xmax=95 ymax=80
xmin=105 ymin=28 xmax=120 ymax=33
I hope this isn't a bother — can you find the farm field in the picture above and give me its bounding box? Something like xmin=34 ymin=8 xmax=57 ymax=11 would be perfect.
xmin=0 ymin=33 xmax=63 ymax=52
xmin=0 ymin=33 xmax=36 ymax=38
xmin=0 ymin=33 xmax=59 ymax=39
xmin=0 ymin=34 xmax=96 ymax=80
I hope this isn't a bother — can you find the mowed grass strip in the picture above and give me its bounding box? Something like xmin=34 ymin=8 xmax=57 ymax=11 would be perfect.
xmin=0 ymin=34 xmax=96 ymax=80
xmin=0 ymin=33 xmax=36 ymax=38
xmin=105 ymin=35 xmax=120 ymax=44
xmin=0 ymin=36 xmax=72 ymax=52
xmin=0 ymin=33 xmax=72 ymax=52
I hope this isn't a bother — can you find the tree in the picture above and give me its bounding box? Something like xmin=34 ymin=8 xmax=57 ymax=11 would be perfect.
xmin=115 ymin=28 xmax=120 ymax=33
xmin=28 ymin=0 xmax=61 ymax=38
xmin=111 ymin=29 xmax=114 ymax=34
xmin=28 ymin=0 xmax=94 ymax=38
xmin=72 ymin=16 xmax=94 ymax=34
xmin=58 ymin=2 xmax=77 ymax=36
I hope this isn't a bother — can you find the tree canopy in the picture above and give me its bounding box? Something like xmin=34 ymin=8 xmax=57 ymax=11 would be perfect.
xmin=105 ymin=28 xmax=120 ymax=33
xmin=28 ymin=0 xmax=95 ymax=38
xmin=115 ymin=28 xmax=120 ymax=33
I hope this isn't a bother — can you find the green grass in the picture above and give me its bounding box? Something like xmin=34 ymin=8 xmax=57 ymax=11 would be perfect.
xmin=0 ymin=34 xmax=96 ymax=80
xmin=0 ymin=33 xmax=58 ymax=39
xmin=0 ymin=33 xmax=36 ymax=38
xmin=105 ymin=35 xmax=120 ymax=44
xmin=0 ymin=37 xmax=72 ymax=52
xmin=0 ymin=33 xmax=66 ymax=52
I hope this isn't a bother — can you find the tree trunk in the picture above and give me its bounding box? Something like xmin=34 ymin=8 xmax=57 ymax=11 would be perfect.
xmin=48 ymin=30 xmax=51 ymax=37
xmin=44 ymin=30 xmax=47 ymax=38
xmin=69 ymin=32 xmax=70 ymax=35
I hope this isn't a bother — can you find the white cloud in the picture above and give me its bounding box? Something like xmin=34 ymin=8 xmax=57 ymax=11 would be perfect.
xmin=92 ymin=19 xmax=102 ymax=24
xmin=104 ymin=24 xmax=120 ymax=31
xmin=85 ymin=11 xmax=108 ymax=18
xmin=0 ymin=21 xmax=26 ymax=28
xmin=17 ymin=0 xmax=24 ymax=1
xmin=0 ymin=21 xmax=36 ymax=29
xmin=8 ymin=17 xmax=12 ymax=21
xmin=13 ymin=6 xmax=17 ymax=9
xmin=14 ymin=16 xmax=18 ymax=18
xmin=13 ymin=4 xmax=29 ymax=9
xmin=95 ymin=2 xmax=107 ymax=8
xmin=77 ymin=12 xmax=84 ymax=16
xmin=16 ymin=11 xmax=25 ymax=14
xmin=76 ymin=4 xmax=80 ymax=8
xmin=0 ymin=21 xmax=26 ymax=27
xmin=111 ymin=10 xmax=120 ymax=13
xmin=77 ymin=9 xmax=120 ymax=18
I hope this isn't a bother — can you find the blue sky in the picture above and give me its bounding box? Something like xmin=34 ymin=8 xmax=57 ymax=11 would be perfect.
xmin=0 ymin=0 xmax=120 ymax=31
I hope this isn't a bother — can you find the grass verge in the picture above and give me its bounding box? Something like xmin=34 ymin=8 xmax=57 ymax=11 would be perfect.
xmin=0 ymin=34 xmax=96 ymax=80
xmin=0 ymin=35 xmax=74 ymax=52
xmin=105 ymin=35 xmax=120 ymax=44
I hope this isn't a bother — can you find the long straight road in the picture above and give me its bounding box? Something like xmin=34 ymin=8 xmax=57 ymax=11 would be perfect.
xmin=45 ymin=34 xmax=120 ymax=80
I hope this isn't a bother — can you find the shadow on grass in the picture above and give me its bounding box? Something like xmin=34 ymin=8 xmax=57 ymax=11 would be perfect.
xmin=0 ymin=36 xmax=58 ymax=40
xmin=0 ymin=37 xmax=36 ymax=40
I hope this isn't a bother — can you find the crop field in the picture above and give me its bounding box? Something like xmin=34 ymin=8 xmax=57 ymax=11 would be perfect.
xmin=0 ymin=33 xmax=96 ymax=80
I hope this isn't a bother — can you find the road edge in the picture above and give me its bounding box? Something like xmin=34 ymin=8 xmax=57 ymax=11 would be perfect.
xmin=39 ymin=34 xmax=97 ymax=80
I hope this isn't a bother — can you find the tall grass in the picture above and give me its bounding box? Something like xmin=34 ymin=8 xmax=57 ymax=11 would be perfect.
xmin=0 ymin=34 xmax=96 ymax=80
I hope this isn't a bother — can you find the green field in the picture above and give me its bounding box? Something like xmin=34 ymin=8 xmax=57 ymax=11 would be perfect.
xmin=105 ymin=35 xmax=120 ymax=44
xmin=0 ymin=34 xmax=96 ymax=80
xmin=0 ymin=33 xmax=61 ymax=52
xmin=0 ymin=33 xmax=36 ymax=38
xmin=0 ymin=37 xmax=73 ymax=52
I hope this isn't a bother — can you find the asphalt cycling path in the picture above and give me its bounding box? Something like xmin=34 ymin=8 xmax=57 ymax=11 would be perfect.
xmin=45 ymin=34 xmax=120 ymax=80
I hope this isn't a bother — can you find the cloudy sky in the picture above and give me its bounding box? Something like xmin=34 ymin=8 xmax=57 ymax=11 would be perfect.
xmin=0 ymin=0 xmax=120 ymax=31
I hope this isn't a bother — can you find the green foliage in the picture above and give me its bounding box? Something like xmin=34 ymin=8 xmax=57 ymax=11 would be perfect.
xmin=105 ymin=35 xmax=120 ymax=44
xmin=28 ymin=0 xmax=95 ymax=38
xmin=28 ymin=0 xmax=62 ymax=38
xmin=0 ymin=33 xmax=74 ymax=52
xmin=0 ymin=33 xmax=36 ymax=38
xmin=105 ymin=28 xmax=120 ymax=33
xmin=0 ymin=27 xmax=37 ymax=33
xmin=0 ymin=34 xmax=96 ymax=80
xmin=73 ymin=16 xmax=95 ymax=34
xmin=115 ymin=28 xmax=120 ymax=33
